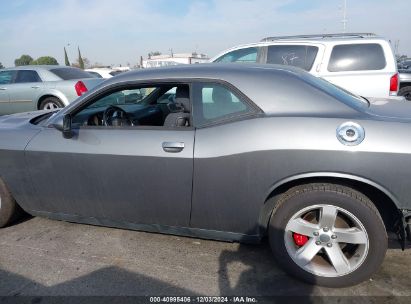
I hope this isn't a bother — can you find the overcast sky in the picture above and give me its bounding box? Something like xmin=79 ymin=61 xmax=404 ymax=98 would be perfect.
xmin=0 ymin=0 xmax=410 ymax=67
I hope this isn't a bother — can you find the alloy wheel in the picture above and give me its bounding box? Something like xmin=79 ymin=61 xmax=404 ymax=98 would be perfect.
xmin=284 ymin=204 xmax=369 ymax=277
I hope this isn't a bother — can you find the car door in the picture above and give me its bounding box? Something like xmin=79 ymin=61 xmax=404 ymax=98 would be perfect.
xmin=8 ymin=70 xmax=44 ymax=113
xmin=0 ymin=70 xmax=16 ymax=115
xmin=189 ymin=81 xmax=263 ymax=235
xmin=24 ymin=83 xmax=194 ymax=228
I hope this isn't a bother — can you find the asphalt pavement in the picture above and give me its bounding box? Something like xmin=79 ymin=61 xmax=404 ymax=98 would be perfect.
xmin=0 ymin=215 xmax=410 ymax=297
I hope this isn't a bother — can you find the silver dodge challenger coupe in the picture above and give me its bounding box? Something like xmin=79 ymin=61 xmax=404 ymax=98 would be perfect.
xmin=0 ymin=64 xmax=410 ymax=287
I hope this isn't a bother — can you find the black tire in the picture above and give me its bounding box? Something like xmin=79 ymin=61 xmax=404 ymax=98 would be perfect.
xmin=406 ymin=218 xmax=411 ymax=242
xmin=0 ymin=178 xmax=21 ymax=228
xmin=398 ymin=86 xmax=411 ymax=101
xmin=39 ymin=97 xmax=64 ymax=110
xmin=268 ymin=183 xmax=387 ymax=287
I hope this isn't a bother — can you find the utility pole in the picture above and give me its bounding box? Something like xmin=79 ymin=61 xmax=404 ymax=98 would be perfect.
xmin=341 ymin=0 xmax=347 ymax=33
xmin=394 ymin=40 xmax=400 ymax=57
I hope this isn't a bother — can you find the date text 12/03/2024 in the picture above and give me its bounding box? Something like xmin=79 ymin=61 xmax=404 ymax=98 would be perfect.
xmin=149 ymin=297 xmax=257 ymax=303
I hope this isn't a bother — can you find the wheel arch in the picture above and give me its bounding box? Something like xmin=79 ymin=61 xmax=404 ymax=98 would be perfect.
xmin=36 ymin=93 xmax=68 ymax=109
xmin=399 ymin=82 xmax=411 ymax=90
xmin=259 ymin=172 xmax=401 ymax=235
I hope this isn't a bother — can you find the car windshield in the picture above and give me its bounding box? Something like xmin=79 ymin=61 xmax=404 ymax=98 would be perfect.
xmin=301 ymin=73 xmax=369 ymax=108
xmin=50 ymin=67 xmax=94 ymax=80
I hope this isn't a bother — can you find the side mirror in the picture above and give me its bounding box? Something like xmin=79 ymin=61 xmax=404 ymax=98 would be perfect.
xmin=62 ymin=114 xmax=73 ymax=139
xmin=52 ymin=114 xmax=73 ymax=139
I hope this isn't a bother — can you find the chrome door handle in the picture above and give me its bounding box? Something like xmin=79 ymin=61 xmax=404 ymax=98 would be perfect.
xmin=0 ymin=88 xmax=7 ymax=91
xmin=31 ymin=86 xmax=40 ymax=89
xmin=162 ymin=142 xmax=185 ymax=153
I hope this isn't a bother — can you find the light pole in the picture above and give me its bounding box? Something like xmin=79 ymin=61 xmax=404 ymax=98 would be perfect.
xmin=341 ymin=0 xmax=347 ymax=33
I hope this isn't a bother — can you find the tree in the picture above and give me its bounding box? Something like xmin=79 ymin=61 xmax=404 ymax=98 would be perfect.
xmin=0 ymin=62 xmax=4 ymax=69
xmin=78 ymin=47 xmax=85 ymax=69
xmin=64 ymin=47 xmax=70 ymax=66
xmin=72 ymin=57 xmax=90 ymax=69
xmin=148 ymin=51 xmax=161 ymax=58
xmin=14 ymin=54 xmax=33 ymax=66
xmin=31 ymin=56 xmax=59 ymax=65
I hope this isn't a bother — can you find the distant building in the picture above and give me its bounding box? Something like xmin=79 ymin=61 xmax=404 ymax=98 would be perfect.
xmin=109 ymin=66 xmax=130 ymax=71
xmin=142 ymin=52 xmax=209 ymax=68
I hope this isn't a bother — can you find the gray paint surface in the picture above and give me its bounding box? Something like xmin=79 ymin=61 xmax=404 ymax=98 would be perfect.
xmin=1 ymin=64 xmax=411 ymax=240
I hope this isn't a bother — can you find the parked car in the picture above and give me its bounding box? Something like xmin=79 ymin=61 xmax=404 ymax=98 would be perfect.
xmin=399 ymin=69 xmax=411 ymax=101
xmin=85 ymin=68 xmax=124 ymax=79
xmin=398 ymin=60 xmax=411 ymax=70
xmin=211 ymin=33 xmax=399 ymax=98
xmin=0 ymin=64 xmax=410 ymax=287
xmin=0 ymin=66 xmax=104 ymax=115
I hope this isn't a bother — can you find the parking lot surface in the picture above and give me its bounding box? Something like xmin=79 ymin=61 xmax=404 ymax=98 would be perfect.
xmin=0 ymin=216 xmax=410 ymax=297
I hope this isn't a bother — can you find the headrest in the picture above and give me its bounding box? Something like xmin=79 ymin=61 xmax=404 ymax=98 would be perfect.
xmin=175 ymin=85 xmax=190 ymax=112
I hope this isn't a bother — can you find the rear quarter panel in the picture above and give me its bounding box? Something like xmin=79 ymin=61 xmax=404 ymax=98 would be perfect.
xmin=190 ymin=116 xmax=411 ymax=235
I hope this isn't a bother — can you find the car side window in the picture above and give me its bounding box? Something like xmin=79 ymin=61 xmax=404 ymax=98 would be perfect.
xmin=193 ymin=83 xmax=254 ymax=126
xmin=214 ymin=47 xmax=258 ymax=63
xmin=328 ymin=43 xmax=386 ymax=72
xmin=0 ymin=71 xmax=16 ymax=85
xmin=72 ymin=84 xmax=191 ymax=128
xmin=15 ymin=70 xmax=42 ymax=83
xmin=266 ymin=45 xmax=318 ymax=71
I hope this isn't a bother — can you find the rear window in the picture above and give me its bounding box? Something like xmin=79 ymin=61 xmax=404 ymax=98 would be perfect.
xmin=214 ymin=47 xmax=258 ymax=63
xmin=50 ymin=67 xmax=93 ymax=80
xmin=267 ymin=45 xmax=318 ymax=71
xmin=328 ymin=44 xmax=386 ymax=72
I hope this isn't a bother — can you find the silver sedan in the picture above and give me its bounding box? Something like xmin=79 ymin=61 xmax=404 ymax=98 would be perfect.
xmin=0 ymin=65 xmax=104 ymax=115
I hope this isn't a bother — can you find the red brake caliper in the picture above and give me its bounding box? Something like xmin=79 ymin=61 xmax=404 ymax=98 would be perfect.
xmin=293 ymin=233 xmax=309 ymax=246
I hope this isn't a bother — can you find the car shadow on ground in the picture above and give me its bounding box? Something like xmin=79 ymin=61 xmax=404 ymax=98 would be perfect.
xmin=0 ymin=267 xmax=199 ymax=303
xmin=218 ymin=242 xmax=317 ymax=297
xmin=0 ymin=247 xmax=316 ymax=301
xmin=3 ymin=218 xmax=408 ymax=299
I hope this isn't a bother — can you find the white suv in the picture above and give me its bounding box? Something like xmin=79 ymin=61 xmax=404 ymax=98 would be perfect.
xmin=211 ymin=33 xmax=399 ymax=98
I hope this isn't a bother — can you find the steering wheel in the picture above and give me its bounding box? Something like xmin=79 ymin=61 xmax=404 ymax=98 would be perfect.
xmin=103 ymin=105 xmax=134 ymax=127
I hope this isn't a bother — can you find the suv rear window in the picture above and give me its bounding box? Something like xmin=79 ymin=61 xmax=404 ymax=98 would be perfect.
xmin=328 ymin=44 xmax=386 ymax=72
xmin=50 ymin=67 xmax=93 ymax=80
xmin=266 ymin=45 xmax=318 ymax=71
